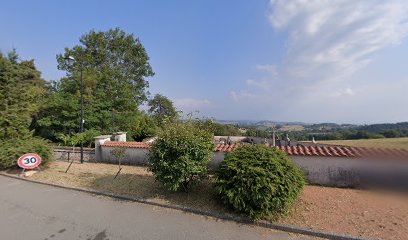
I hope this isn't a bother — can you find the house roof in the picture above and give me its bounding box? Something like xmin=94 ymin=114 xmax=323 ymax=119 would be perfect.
xmin=101 ymin=141 xmax=408 ymax=159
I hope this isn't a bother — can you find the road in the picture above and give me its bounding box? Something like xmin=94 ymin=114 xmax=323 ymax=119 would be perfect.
xmin=0 ymin=175 xmax=313 ymax=240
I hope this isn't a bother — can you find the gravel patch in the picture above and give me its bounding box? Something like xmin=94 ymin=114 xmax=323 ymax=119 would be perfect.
xmin=280 ymin=186 xmax=408 ymax=240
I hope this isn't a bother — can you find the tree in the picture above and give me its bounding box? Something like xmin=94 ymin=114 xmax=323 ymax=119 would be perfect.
xmin=0 ymin=51 xmax=46 ymax=140
xmin=7 ymin=48 xmax=19 ymax=64
xmin=59 ymin=132 xmax=85 ymax=173
xmin=111 ymin=147 xmax=127 ymax=179
xmin=148 ymin=94 xmax=178 ymax=126
xmin=130 ymin=113 xmax=158 ymax=141
xmin=58 ymin=132 xmax=84 ymax=154
xmin=380 ymin=129 xmax=399 ymax=138
xmin=34 ymin=28 xmax=155 ymax=141
xmin=148 ymin=118 xmax=214 ymax=192
xmin=57 ymin=28 xmax=154 ymax=106
xmin=0 ymin=50 xmax=52 ymax=169
xmin=213 ymin=123 xmax=241 ymax=136
xmin=34 ymin=83 xmax=80 ymax=141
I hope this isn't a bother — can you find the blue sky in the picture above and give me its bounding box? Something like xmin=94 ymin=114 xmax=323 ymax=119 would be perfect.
xmin=1 ymin=0 xmax=408 ymax=123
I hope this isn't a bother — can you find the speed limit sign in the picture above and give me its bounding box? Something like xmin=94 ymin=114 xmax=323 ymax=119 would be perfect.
xmin=17 ymin=153 xmax=42 ymax=169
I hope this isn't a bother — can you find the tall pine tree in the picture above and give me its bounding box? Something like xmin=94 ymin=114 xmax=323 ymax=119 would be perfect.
xmin=0 ymin=50 xmax=46 ymax=140
xmin=0 ymin=50 xmax=52 ymax=169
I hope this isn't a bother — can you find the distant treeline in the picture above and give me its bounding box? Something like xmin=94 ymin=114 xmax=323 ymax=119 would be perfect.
xmin=212 ymin=123 xmax=272 ymax=138
xmin=311 ymin=129 xmax=408 ymax=141
xmin=213 ymin=122 xmax=408 ymax=141
xmin=312 ymin=122 xmax=408 ymax=140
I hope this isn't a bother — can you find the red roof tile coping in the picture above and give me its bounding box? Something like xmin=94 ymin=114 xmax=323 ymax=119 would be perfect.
xmin=101 ymin=142 xmax=408 ymax=159
xmin=215 ymin=144 xmax=408 ymax=159
xmin=101 ymin=141 xmax=150 ymax=149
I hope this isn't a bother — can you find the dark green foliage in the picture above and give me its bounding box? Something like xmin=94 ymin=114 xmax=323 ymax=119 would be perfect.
xmin=0 ymin=137 xmax=53 ymax=170
xmin=148 ymin=119 xmax=214 ymax=192
xmin=215 ymin=145 xmax=305 ymax=220
xmin=82 ymin=129 xmax=102 ymax=147
xmin=130 ymin=113 xmax=158 ymax=141
xmin=57 ymin=129 xmax=100 ymax=148
xmin=0 ymin=51 xmax=46 ymax=139
xmin=56 ymin=27 xmax=154 ymax=106
xmin=311 ymin=129 xmax=400 ymax=140
xmin=34 ymin=28 xmax=155 ymax=143
xmin=234 ymin=122 xmax=408 ymax=141
xmin=34 ymin=87 xmax=80 ymax=141
xmin=0 ymin=51 xmax=52 ymax=169
xmin=148 ymin=94 xmax=178 ymax=127
xmin=380 ymin=129 xmax=401 ymax=138
xmin=204 ymin=122 xmax=242 ymax=136
xmin=244 ymin=127 xmax=271 ymax=138
xmin=309 ymin=122 xmax=408 ymax=140
xmin=358 ymin=122 xmax=408 ymax=133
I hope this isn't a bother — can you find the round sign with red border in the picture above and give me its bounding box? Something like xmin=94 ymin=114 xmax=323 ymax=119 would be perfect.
xmin=17 ymin=153 xmax=42 ymax=169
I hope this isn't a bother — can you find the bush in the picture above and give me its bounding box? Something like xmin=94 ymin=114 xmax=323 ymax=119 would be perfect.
xmin=148 ymin=119 xmax=214 ymax=192
xmin=0 ymin=137 xmax=53 ymax=169
xmin=82 ymin=129 xmax=101 ymax=147
xmin=214 ymin=145 xmax=304 ymax=220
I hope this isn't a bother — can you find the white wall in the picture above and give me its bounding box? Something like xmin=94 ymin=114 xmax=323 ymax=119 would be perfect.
xmin=99 ymin=147 xmax=150 ymax=165
xmin=93 ymin=144 xmax=408 ymax=189
xmin=291 ymin=156 xmax=408 ymax=189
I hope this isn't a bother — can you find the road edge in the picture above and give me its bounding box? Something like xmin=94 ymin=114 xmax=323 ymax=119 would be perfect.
xmin=0 ymin=172 xmax=367 ymax=240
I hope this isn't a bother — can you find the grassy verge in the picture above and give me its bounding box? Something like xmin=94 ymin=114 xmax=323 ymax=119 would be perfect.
xmin=23 ymin=161 xmax=226 ymax=214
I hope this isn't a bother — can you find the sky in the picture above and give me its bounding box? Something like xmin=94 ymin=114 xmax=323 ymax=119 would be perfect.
xmin=1 ymin=0 xmax=408 ymax=124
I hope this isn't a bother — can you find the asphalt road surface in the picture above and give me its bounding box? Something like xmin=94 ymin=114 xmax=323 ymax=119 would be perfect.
xmin=0 ymin=175 xmax=313 ymax=240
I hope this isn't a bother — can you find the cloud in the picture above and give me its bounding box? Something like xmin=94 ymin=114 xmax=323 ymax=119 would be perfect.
xmin=173 ymin=98 xmax=211 ymax=111
xmin=268 ymin=0 xmax=408 ymax=82
xmin=230 ymin=91 xmax=239 ymax=102
xmin=331 ymin=87 xmax=356 ymax=97
xmin=245 ymin=79 xmax=270 ymax=88
xmin=230 ymin=0 xmax=408 ymax=122
xmin=245 ymin=64 xmax=278 ymax=89
xmin=230 ymin=91 xmax=257 ymax=102
xmin=255 ymin=64 xmax=277 ymax=75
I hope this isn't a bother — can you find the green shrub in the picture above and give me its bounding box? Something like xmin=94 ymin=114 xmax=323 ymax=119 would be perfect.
xmin=148 ymin=119 xmax=214 ymax=192
xmin=82 ymin=129 xmax=101 ymax=147
xmin=0 ymin=137 xmax=53 ymax=169
xmin=214 ymin=145 xmax=304 ymax=220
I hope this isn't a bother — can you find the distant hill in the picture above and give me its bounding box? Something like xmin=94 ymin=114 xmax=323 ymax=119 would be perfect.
xmin=214 ymin=120 xmax=408 ymax=141
xmin=215 ymin=120 xmax=307 ymax=126
xmin=357 ymin=122 xmax=408 ymax=132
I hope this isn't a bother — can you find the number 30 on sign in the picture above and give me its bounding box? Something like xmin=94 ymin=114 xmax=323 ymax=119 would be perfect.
xmin=17 ymin=153 xmax=42 ymax=169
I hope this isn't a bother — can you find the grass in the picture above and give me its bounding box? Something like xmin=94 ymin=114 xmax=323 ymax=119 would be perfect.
xmin=25 ymin=161 xmax=226 ymax=214
xmin=313 ymin=137 xmax=408 ymax=149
